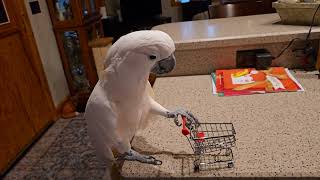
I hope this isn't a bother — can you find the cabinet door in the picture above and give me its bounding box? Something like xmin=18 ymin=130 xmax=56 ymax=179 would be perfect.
xmin=81 ymin=0 xmax=98 ymax=19
xmin=47 ymin=0 xmax=82 ymax=27
xmin=81 ymin=0 xmax=89 ymax=18
xmin=58 ymin=30 xmax=92 ymax=94
xmin=0 ymin=65 xmax=36 ymax=173
xmin=89 ymin=0 xmax=97 ymax=15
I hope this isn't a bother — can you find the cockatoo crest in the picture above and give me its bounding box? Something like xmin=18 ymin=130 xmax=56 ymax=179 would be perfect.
xmin=104 ymin=30 xmax=175 ymax=70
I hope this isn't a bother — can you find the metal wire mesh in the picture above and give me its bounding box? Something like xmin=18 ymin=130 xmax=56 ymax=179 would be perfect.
xmin=187 ymin=123 xmax=236 ymax=154
xmin=184 ymin=122 xmax=236 ymax=172
xmin=194 ymin=149 xmax=234 ymax=171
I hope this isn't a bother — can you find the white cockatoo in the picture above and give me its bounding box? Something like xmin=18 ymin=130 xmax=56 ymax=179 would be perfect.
xmin=84 ymin=30 xmax=199 ymax=167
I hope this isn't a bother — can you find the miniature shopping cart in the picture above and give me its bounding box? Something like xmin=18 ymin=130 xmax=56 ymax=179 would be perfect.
xmin=181 ymin=116 xmax=236 ymax=172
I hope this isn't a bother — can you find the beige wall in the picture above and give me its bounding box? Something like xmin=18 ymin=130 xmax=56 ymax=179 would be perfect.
xmin=24 ymin=0 xmax=69 ymax=107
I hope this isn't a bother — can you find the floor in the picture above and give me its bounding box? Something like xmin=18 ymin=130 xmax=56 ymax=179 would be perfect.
xmin=4 ymin=115 xmax=109 ymax=180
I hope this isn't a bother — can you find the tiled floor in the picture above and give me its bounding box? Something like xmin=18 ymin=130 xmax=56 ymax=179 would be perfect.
xmin=4 ymin=115 xmax=108 ymax=180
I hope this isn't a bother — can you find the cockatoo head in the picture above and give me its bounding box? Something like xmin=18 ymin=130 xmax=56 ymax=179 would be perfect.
xmin=105 ymin=30 xmax=176 ymax=75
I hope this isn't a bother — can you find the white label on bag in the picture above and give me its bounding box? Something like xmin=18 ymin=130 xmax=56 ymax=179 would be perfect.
xmin=266 ymin=75 xmax=285 ymax=90
xmin=250 ymin=70 xmax=258 ymax=75
xmin=231 ymin=74 xmax=254 ymax=85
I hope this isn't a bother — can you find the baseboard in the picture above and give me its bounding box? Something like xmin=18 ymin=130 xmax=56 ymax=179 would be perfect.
xmin=55 ymin=95 xmax=71 ymax=119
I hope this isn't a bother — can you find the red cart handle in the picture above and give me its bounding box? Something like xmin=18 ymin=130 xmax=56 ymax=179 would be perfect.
xmin=181 ymin=116 xmax=190 ymax=136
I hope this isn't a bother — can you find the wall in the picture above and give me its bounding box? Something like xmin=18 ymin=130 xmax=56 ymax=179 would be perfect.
xmin=24 ymin=0 xmax=69 ymax=107
xmin=161 ymin=0 xmax=183 ymax=22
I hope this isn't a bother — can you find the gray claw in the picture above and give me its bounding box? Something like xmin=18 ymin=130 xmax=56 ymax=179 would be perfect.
xmin=174 ymin=116 xmax=181 ymax=126
xmin=120 ymin=149 xmax=162 ymax=165
xmin=186 ymin=111 xmax=200 ymax=128
xmin=167 ymin=108 xmax=200 ymax=128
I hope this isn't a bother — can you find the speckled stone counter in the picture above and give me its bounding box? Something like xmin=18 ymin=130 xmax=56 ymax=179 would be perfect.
xmin=152 ymin=14 xmax=320 ymax=76
xmin=153 ymin=14 xmax=320 ymax=50
xmin=121 ymin=73 xmax=320 ymax=178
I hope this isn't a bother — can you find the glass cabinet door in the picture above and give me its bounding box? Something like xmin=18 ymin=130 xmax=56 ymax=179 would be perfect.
xmin=89 ymin=0 xmax=96 ymax=14
xmin=61 ymin=31 xmax=90 ymax=92
xmin=0 ymin=0 xmax=9 ymax=25
xmin=81 ymin=0 xmax=89 ymax=17
xmin=82 ymin=0 xmax=96 ymax=18
xmin=53 ymin=0 xmax=73 ymax=21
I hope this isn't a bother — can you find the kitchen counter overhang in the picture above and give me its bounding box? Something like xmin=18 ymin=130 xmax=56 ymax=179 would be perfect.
xmin=153 ymin=13 xmax=320 ymax=50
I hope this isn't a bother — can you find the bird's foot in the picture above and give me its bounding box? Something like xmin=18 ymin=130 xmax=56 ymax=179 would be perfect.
xmin=167 ymin=108 xmax=200 ymax=128
xmin=119 ymin=149 xmax=162 ymax=165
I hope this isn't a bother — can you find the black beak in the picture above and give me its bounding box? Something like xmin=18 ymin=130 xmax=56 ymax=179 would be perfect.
xmin=151 ymin=54 xmax=176 ymax=75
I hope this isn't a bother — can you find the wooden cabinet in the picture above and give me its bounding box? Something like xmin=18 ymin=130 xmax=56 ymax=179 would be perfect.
xmin=46 ymin=0 xmax=102 ymax=108
xmin=0 ymin=0 xmax=56 ymax=175
xmin=47 ymin=0 xmax=101 ymax=27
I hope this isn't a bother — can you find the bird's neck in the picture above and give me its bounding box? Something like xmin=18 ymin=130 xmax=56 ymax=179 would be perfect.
xmin=102 ymin=60 xmax=151 ymax=101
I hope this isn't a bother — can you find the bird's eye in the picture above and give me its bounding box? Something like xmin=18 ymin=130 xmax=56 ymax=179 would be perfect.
xmin=149 ymin=55 xmax=157 ymax=60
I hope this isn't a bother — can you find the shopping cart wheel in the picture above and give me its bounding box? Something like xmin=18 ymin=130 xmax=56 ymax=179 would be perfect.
xmin=194 ymin=165 xmax=200 ymax=172
xmin=226 ymin=149 xmax=232 ymax=156
xmin=227 ymin=161 xmax=234 ymax=168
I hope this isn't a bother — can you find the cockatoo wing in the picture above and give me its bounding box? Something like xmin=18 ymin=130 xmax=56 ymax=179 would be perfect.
xmin=85 ymin=82 xmax=120 ymax=161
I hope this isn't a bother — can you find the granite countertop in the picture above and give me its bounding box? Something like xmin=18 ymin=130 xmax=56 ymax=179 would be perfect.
xmin=121 ymin=73 xmax=320 ymax=178
xmin=153 ymin=14 xmax=320 ymax=50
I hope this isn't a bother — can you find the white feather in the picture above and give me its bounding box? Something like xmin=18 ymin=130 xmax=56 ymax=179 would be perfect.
xmin=85 ymin=30 xmax=175 ymax=162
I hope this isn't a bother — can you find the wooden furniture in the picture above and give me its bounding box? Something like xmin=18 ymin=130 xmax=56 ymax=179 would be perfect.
xmin=46 ymin=0 xmax=102 ymax=109
xmin=0 ymin=0 xmax=56 ymax=175
xmin=209 ymin=0 xmax=277 ymax=19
